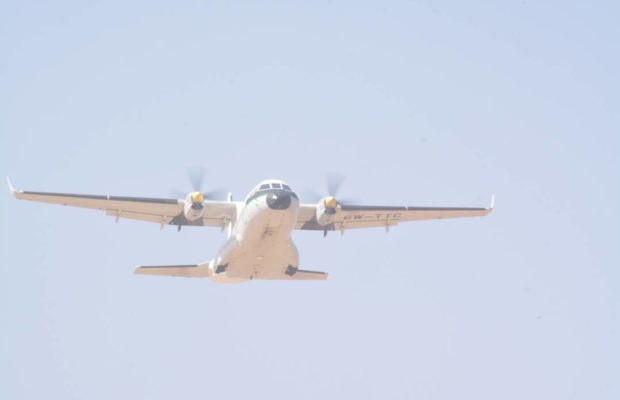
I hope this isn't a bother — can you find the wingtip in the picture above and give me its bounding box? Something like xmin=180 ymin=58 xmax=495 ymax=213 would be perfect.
xmin=486 ymin=194 xmax=495 ymax=213
xmin=6 ymin=177 xmax=16 ymax=195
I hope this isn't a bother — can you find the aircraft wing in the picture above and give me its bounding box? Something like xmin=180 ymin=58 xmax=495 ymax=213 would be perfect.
xmin=7 ymin=179 xmax=237 ymax=229
xmin=296 ymin=197 xmax=493 ymax=232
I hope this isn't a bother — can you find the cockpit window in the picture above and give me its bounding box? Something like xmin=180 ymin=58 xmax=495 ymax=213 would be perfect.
xmin=271 ymin=183 xmax=282 ymax=189
xmin=282 ymin=184 xmax=291 ymax=190
xmin=259 ymin=184 xmax=270 ymax=190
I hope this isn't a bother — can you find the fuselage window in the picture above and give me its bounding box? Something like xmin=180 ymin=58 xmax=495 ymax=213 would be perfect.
xmin=259 ymin=184 xmax=270 ymax=190
xmin=271 ymin=183 xmax=282 ymax=189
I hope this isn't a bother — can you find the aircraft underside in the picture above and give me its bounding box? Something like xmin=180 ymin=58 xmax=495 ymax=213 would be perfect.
xmin=210 ymin=190 xmax=326 ymax=283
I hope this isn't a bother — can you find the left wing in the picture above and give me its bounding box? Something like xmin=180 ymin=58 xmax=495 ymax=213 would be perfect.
xmin=7 ymin=179 xmax=237 ymax=229
xmin=296 ymin=197 xmax=493 ymax=232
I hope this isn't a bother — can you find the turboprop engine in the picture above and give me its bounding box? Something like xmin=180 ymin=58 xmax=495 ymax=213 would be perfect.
xmin=184 ymin=191 xmax=205 ymax=221
xmin=316 ymin=196 xmax=339 ymax=226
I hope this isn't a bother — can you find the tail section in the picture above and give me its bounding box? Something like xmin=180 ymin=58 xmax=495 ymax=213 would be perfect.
xmin=134 ymin=261 xmax=327 ymax=282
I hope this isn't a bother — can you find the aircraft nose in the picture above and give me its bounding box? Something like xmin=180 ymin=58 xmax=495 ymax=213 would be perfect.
xmin=266 ymin=191 xmax=291 ymax=210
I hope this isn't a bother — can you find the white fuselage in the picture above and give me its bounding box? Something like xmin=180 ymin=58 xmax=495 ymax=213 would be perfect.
xmin=209 ymin=181 xmax=300 ymax=283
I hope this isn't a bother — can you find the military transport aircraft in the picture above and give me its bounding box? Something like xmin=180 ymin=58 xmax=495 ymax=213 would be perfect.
xmin=7 ymin=177 xmax=493 ymax=283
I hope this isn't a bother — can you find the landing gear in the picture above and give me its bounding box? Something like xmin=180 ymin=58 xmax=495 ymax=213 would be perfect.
xmin=285 ymin=265 xmax=298 ymax=276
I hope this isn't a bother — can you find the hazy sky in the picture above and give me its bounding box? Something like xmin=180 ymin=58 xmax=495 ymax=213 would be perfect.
xmin=1 ymin=1 xmax=618 ymax=399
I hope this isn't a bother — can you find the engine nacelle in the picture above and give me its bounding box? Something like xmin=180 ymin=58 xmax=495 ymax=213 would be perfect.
xmin=316 ymin=196 xmax=338 ymax=226
xmin=184 ymin=192 xmax=205 ymax=221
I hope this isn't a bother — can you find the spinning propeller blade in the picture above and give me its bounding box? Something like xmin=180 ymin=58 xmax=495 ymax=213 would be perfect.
xmin=305 ymin=173 xmax=358 ymax=206
xmin=169 ymin=168 xmax=226 ymax=201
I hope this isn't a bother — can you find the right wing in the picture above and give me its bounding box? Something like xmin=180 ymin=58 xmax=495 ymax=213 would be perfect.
xmin=8 ymin=178 xmax=237 ymax=229
xmin=296 ymin=197 xmax=493 ymax=231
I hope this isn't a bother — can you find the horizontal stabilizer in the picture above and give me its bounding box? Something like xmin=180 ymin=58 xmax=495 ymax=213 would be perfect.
xmin=134 ymin=263 xmax=211 ymax=278
xmin=288 ymin=269 xmax=328 ymax=281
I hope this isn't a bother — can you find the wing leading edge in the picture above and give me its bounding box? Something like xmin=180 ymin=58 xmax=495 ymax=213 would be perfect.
xmin=7 ymin=178 xmax=237 ymax=229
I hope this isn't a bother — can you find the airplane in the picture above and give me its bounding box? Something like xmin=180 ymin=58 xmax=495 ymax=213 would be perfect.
xmin=7 ymin=177 xmax=493 ymax=283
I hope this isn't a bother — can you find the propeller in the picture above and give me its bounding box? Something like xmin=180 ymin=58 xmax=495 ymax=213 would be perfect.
xmin=169 ymin=167 xmax=226 ymax=202
xmin=326 ymin=173 xmax=345 ymax=199
xmin=305 ymin=173 xmax=357 ymax=207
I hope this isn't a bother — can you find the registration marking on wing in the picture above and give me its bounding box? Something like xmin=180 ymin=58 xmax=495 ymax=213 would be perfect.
xmin=343 ymin=213 xmax=403 ymax=221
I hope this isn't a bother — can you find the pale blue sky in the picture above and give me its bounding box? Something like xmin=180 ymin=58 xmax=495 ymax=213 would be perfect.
xmin=1 ymin=1 xmax=618 ymax=399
